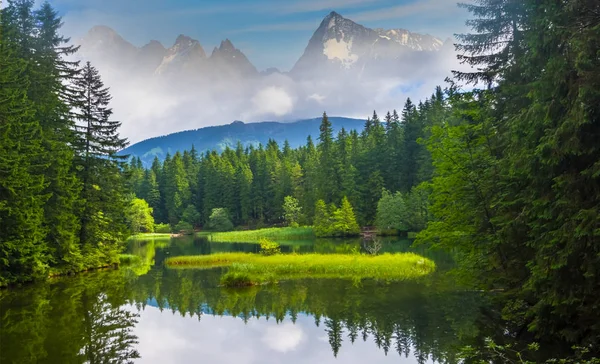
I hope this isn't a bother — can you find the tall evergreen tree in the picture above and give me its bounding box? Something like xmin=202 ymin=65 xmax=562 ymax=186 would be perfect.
xmin=72 ymin=61 xmax=129 ymax=266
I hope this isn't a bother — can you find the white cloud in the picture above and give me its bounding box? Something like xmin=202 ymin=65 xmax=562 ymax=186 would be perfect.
xmin=261 ymin=323 xmax=305 ymax=353
xmin=307 ymin=93 xmax=326 ymax=104
xmin=247 ymin=86 xmax=295 ymax=119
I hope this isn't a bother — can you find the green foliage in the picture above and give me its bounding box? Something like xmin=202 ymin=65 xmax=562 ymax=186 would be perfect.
xmin=174 ymin=221 xmax=194 ymax=235
xmin=118 ymin=254 xmax=141 ymax=265
xmin=154 ymin=223 xmax=172 ymax=234
xmin=314 ymin=198 xmax=360 ymax=237
xmin=376 ymin=186 xmax=430 ymax=233
xmin=180 ymin=205 xmax=201 ymax=228
xmin=208 ymin=227 xmax=315 ymax=243
xmin=207 ymin=208 xmax=234 ymax=232
xmin=126 ymin=198 xmax=155 ymax=234
xmin=259 ymin=239 xmax=281 ymax=256
xmin=166 ymin=252 xmax=436 ymax=284
xmin=459 ymin=338 xmax=600 ymax=364
xmin=376 ymin=189 xmax=408 ymax=231
xmin=220 ymin=271 xmax=258 ymax=287
xmin=0 ymin=1 xmax=132 ymax=285
xmin=282 ymin=196 xmax=302 ymax=227
xmin=417 ymin=0 xmax=600 ymax=352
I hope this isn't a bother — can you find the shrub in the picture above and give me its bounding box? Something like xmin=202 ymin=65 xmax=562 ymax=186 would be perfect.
xmin=154 ymin=223 xmax=172 ymax=234
xmin=174 ymin=221 xmax=194 ymax=235
xmin=259 ymin=238 xmax=281 ymax=256
xmin=207 ymin=208 xmax=234 ymax=232
xmin=119 ymin=254 xmax=141 ymax=265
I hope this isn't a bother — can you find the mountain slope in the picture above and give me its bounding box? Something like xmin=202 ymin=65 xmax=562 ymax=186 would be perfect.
xmin=291 ymin=11 xmax=445 ymax=79
xmin=121 ymin=117 xmax=366 ymax=166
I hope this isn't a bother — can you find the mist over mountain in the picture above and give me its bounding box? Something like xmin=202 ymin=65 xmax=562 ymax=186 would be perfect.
xmin=74 ymin=11 xmax=462 ymax=144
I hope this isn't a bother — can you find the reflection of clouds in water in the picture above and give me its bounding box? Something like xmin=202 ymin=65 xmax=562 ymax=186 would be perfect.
xmin=261 ymin=323 xmax=305 ymax=353
xmin=129 ymin=305 xmax=421 ymax=363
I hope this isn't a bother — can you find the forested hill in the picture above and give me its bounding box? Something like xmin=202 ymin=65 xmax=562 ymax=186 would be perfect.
xmin=121 ymin=117 xmax=365 ymax=166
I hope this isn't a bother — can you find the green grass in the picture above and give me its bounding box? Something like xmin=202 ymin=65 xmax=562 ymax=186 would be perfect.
xmin=128 ymin=233 xmax=173 ymax=240
xmin=166 ymin=252 xmax=436 ymax=286
xmin=205 ymin=227 xmax=315 ymax=243
xmin=118 ymin=254 xmax=141 ymax=265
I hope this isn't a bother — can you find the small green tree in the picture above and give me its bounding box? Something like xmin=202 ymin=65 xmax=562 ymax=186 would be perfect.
xmin=282 ymin=196 xmax=302 ymax=227
xmin=181 ymin=205 xmax=201 ymax=228
xmin=207 ymin=208 xmax=234 ymax=232
xmin=259 ymin=238 xmax=281 ymax=256
xmin=314 ymin=200 xmax=332 ymax=237
xmin=332 ymin=197 xmax=360 ymax=237
xmin=375 ymin=189 xmax=408 ymax=232
xmin=126 ymin=198 xmax=155 ymax=234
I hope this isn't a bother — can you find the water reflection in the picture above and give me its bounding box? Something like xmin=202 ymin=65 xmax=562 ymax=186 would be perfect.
xmin=0 ymin=237 xmax=486 ymax=363
xmin=0 ymin=271 xmax=140 ymax=363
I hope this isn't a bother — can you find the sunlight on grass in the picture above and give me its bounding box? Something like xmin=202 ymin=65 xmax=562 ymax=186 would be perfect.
xmin=206 ymin=227 xmax=315 ymax=243
xmin=128 ymin=233 xmax=173 ymax=240
xmin=166 ymin=252 xmax=435 ymax=286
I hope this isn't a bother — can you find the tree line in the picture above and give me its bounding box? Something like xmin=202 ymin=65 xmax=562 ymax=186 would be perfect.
xmin=126 ymin=97 xmax=443 ymax=232
xmin=0 ymin=0 xmax=129 ymax=286
xmin=415 ymin=0 xmax=600 ymax=358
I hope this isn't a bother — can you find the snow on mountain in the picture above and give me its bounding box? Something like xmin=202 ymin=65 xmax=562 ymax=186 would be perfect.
xmin=291 ymin=11 xmax=445 ymax=78
xmin=375 ymin=28 xmax=444 ymax=51
xmin=155 ymin=35 xmax=207 ymax=76
xmin=78 ymin=12 xmax=446 ymax=82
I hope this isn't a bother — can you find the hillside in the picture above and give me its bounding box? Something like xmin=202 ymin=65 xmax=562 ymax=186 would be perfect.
xmin=121 ymin=117 xmax=365 ymax=166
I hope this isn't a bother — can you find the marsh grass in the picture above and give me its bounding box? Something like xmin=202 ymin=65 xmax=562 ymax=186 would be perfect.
xmin=118 ymin=254 xmax=141 ymax=265
xmin=206 ymin=227 xmax=315 ymax=243
xmin=166 ymin=252 xmax=436 ymax=285
xmin=128 ymin=233 xmax=173 ymax=240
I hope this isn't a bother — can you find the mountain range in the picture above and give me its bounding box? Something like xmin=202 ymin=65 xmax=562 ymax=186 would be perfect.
xmin=78 ymin=11 xmax=449 ymax=81
xmin=77 ymin=11 xmax=455 ymax=155
xmin=121 ymin=117 xmax=366 ymax=167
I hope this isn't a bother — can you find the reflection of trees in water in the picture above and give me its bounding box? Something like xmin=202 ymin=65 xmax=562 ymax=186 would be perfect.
xmin=0 ymin=272 xmax=140 ymax=364
xmin=126 ymin=267 xmax=488 ymax=363
xmin=81 ymin=293 xmax=140 ymax=364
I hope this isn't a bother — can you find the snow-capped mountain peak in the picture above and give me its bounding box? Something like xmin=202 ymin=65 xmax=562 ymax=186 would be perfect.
xmin=155 ymin=35 xmax=207 ymax=76
xmin=291 ymin=12 xmax=445 ymax=77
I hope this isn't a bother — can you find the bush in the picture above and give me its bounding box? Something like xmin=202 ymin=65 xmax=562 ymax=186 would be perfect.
xmin=174 ymin=221 xmax=194 ymax=235
xmin=314 ymin=197 xmax=360 ymax=237
xmin=207 ymin=208 xmax=234 ymax=232
xmin=154 ymin=223 xmax=172 ymax=234
xmin=259 ymin=238 xmax=281 ymax=256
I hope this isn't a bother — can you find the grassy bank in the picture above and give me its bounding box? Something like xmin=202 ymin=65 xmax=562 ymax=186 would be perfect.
xmin=206 ymin=227 xmax=314 ymax=243
xmin=166 ymin=252 xmax=435 ymax=286
xmin=128 ymin=233 xmax=173 ymax=240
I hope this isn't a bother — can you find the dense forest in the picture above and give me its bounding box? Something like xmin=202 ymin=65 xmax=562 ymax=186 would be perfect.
xmin=124 ymin=103 xmax=437 ymax=233
xmin=1 ymin=0 xmax=600 ymax=360
xmin=0 ymin=0 xmax=129 ymax=286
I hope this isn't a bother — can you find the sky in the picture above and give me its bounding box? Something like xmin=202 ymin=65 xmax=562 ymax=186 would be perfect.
xmin=2 ymin=0 xmax=473 ymax=142
xmin=51 ymin=0 xmax=470 ymax=71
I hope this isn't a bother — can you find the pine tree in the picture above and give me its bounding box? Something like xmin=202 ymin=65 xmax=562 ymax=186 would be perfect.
xmin=72 ymin=61 xmax=129 ymax=267
xmin=317 ymin=112 xmax=338 ymax=203
xmin=0 ymin=28 xmax=49 ymax=285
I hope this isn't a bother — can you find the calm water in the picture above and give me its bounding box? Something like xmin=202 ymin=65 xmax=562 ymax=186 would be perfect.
xmin=0 ymin=237 xmax=493 ymax=363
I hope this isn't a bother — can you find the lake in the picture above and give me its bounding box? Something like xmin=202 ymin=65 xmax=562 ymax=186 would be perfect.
xmin=0 ymin=236 xmax=494 ymax=363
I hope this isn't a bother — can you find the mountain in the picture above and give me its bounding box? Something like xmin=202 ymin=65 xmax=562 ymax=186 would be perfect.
xmin=291 ymin=11 xmax=446 ymax=79
xmin=155 ymin=35 xmax=207 ymax=76
xmin=78 ymin=11 xmax=445 ymax=80
xmin=208 ymin=39 xmax=258 ymax=79
xmin=121 ymin=117 xmax=366 ymax=166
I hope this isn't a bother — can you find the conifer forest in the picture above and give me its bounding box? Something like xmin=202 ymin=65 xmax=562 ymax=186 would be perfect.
xmin=1 ymin=0 xmax=600 ymax=362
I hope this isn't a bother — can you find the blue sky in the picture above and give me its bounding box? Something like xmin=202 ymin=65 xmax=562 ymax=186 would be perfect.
xmin=53 ymin=0 xmax=470 ymax=71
